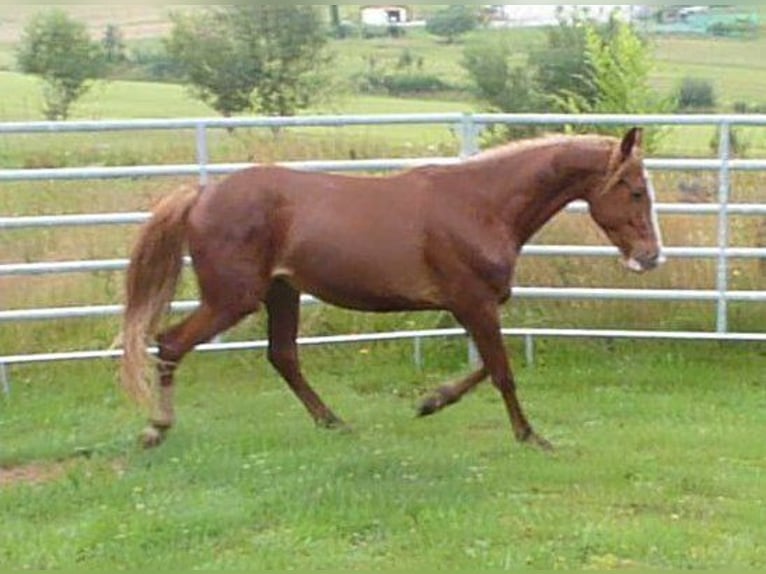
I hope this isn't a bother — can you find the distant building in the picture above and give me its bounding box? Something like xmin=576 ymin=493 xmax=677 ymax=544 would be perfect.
xmin=360 ymin=6 xmax=409 ymax=27
xmin=649 ymin=5 xmax=758 ymax=38
xmin=492 ymin=5 xmax=638 ymax=27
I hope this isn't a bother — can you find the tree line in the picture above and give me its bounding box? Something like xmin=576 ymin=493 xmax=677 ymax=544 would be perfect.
xmin=16 ymin=4 xmax=697 ymax=140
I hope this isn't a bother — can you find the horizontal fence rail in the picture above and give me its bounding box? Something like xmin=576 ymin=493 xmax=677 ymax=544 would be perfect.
xmin=1 ymin=112 xmax=765 ymax=376
xmin=4 ymin=329 xmax=766 ymax=369
xmin=3 ymin=158 xmax=766 ymax=184
xmin=3 ymin=202 xmax=766 ymax=231
xmin=4 ymin=287 xmax=766 ymax=325
xmin=3 ymin=246 xmax=766 ymax=278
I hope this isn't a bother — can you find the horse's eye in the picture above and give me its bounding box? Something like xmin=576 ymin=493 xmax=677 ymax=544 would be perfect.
xmin=621 ymin=180 xmax=643 ymax=201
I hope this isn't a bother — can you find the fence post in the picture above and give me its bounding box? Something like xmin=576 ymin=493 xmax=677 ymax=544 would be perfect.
xmin=524 ymin=335 xmax=536 ymax=367
xmin=459 ymin=112 xmax=479 ymax=158
xmin=195 ymin=121 xmax=209 ymax=188
xmin=195 ymin=121 xmax=221 ymax=343
xmin=1 ymin=362 xmax=9 ymax=396
xmin=413 ymin=337 xmax=423 ymax=371
xmin=460 ymin=113 xmax=482 ymax=366
xmin=716 ymin=121 xmax=731 ymax=334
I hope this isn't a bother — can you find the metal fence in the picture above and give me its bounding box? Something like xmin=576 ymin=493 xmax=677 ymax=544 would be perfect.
xmin=2 ymin=113 xmax=765 ymax=383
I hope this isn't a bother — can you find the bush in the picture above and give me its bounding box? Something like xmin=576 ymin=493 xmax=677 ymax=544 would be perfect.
xmin=361 ymin=25 xmax=406 ymax=39
xmin=676 ymin=77 xmax=716 ymax=111
xmin=732 ymin=101 xmax=766 ymax=114
xmin=381 ymin=73 xmax=449 ymax=96
xmin=330 ymin=21 xmax=359 ymax=39
xmin=129 ymin=44 xmax=185 ymax=83
xmin=355 ymin=69 xmax=449 ymax=96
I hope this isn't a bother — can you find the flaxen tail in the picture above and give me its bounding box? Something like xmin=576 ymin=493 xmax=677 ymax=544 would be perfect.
xmin=120 ymin=185 xmax=199 ymax=411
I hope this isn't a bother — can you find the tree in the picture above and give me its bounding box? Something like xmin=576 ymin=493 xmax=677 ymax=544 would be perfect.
xmin=102 ymin=23 xmax=127 ymax=65
xmin=329 ymin=4 xmax=342 ymax=36
xmin=462 ymin=10 xmax=670 ymax=146
xmin=165 ymin=6 xmax=332 ymax=118
xmin=463 ymin=37 xmax=541 ymax=113
xmin=165 ymin=9 xmax=260 ymax=118
xmin=426 ymin=6 xmax=478 ymax=43
xmin=555 ymin=17 xmax=673 ymax=150
xmin=462 ymin=9 xmax=611 ymax=117
xmin=16 ymin=9 xmax=105 ymax=120
xmin=462 ymin=36 xmax=544 ymax=141
xmin=243 ymin=6 xmax=332 ymax=117
xmin=529 ymin=11 xmax=600 ymax=110
xmin=330 ymin=5 xmax=341 ymax=29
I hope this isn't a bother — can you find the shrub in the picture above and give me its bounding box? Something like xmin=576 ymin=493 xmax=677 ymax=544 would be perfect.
xmin=676 ymin=77 xmax=716 ymax=111
xmin=732 ymin=101 xmax=766 ymax=114
xmin=381 ymin=73 xmax=449 ymax=96
xmin=129 ymin=44 xmax=185 ymax=83
xmin=361 ymin=25 xmax=406 ymax=39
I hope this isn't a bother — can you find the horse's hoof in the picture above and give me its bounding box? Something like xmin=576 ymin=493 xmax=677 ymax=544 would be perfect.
xmin=523 ymin=432 xmax=554 ymax=452
xmin=417 ymin=386 xmax=456 ymax=417
xmin=318 ymin=415 xmax=351 ymax=433
xmin=139 ymin=425 xmax=166 ymax=449
xmin=417 ymin=394 xmax=442 ymax=417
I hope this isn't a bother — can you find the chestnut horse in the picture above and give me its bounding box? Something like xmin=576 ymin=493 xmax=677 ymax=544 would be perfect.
xmin=120 ymin=128 xmax=663 ymax=450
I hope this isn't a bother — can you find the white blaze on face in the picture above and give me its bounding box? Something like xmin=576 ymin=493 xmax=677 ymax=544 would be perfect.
xmin=645 ymin=168 xmax=666 ymax=266
xmin=623 ymin=168 xmax=665 ymax=273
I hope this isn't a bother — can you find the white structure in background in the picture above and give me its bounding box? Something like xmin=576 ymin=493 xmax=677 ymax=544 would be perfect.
xmin=360 ymin=5 xmax=409 ymax=26
xmin=496 ymin=5 xmax=638 ymax=27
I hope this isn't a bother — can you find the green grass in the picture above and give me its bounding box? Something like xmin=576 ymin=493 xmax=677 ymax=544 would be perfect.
xmin=0 ymin=71 xmax=210 ymax=121
xmin=1 ymin=339 xmax=765 ymax=569
xmin=651 ymin=34 xmax=766 ymax=108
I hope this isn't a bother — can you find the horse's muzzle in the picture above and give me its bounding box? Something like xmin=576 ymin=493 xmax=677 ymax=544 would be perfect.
xmin=623 ymin=251 xmax=665 ymax=273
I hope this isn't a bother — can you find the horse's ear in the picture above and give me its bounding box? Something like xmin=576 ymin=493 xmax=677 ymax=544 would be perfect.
xmin=620 ymin=127 xmax=643 ymax=161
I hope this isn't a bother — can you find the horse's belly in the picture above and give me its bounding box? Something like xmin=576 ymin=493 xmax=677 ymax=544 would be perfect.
xmin=273 ymin=264 xmax=440 ymax=312
xmin=313 ymin=289 xmax=438 ymax=312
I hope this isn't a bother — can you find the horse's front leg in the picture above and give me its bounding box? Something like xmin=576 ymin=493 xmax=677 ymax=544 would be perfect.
xmin=453 ymin=300 xmax=552 ymax=451
xmin=417 ymin=367 xmax=488 ymax=417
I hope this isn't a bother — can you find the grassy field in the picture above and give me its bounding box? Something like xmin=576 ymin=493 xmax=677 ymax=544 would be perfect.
xmin=2 ymin=339 xmax=765 ymax=569
xmin=652 ymin=35 xmax=766 ymax=110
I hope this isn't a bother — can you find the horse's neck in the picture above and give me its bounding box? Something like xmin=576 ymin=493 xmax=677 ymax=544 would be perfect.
xmin=499 ymin=143 xmax=611 ymax=246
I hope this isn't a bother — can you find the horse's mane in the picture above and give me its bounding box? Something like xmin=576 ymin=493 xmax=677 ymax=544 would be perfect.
xmin=466 ymin=133 xmax=618 ymax=164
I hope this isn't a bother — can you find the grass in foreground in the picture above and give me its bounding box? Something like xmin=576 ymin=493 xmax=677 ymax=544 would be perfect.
xmin=1 ymin=339 xmax=764 ymax=569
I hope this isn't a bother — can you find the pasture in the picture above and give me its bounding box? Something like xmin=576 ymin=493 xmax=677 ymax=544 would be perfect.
xmin=2 ymin=339 xmax=765 ymax=569
xmin=1 ymin=7 xmax=765 ymax=569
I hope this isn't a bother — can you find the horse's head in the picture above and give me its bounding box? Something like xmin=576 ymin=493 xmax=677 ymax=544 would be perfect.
xmin=586 ymin=128 xmax=664 ymax=273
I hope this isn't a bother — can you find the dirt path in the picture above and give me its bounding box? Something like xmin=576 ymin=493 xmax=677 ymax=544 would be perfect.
xmin=0 ymin=461 xmax=70 ymax=487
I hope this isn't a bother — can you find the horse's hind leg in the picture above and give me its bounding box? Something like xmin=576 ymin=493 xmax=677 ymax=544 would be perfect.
xmin=417 ymin=367 xmax=488 ymax=417
xmin=266 ymin=280 xmax=345 ymax=429
xmin=142 ymin=302 xmax=254 ymax=448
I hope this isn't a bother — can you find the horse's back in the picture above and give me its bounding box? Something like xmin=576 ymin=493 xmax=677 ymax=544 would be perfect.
xmin=187 ymin=165 xmax=444 ymax=311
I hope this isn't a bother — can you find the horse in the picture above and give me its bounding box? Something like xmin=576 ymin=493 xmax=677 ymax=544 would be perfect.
xmin=120 ymin=127 xmax=663 ymax=450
